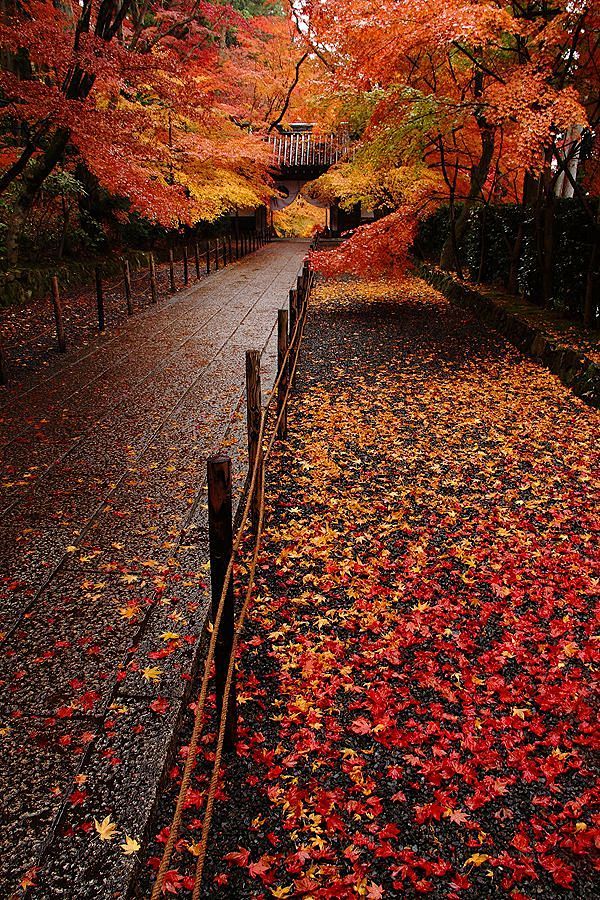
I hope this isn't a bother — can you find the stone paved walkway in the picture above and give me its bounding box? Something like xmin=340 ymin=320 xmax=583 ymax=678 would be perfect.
xmin=0 ymin=240 xmax=309 ymax=897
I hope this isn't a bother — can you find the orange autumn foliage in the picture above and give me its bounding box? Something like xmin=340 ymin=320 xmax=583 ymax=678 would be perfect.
xmin=306 ymin=0 xmax=599 ymax=276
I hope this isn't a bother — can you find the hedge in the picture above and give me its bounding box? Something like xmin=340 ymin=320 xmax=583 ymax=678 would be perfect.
xmin=415 ymin=199 xmax=597 ymax=322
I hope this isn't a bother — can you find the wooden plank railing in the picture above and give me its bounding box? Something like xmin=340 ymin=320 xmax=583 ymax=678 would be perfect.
xmin=268 ymin=131 xmax=351 ymax=170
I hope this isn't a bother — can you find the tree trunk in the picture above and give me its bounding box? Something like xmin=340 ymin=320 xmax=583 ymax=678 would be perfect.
xmin=4 ymin=127 xmax=70 ymax=265
xmin=508 ymin=222 xmax=523 ymax=294
xmin=1 ymin=0 xmax=132 ymax=264
xmin=440 ymin=127 xmax=495 ymax=272
xmin=508 ymin=172 xmax=535 ymax=294
xmin=476 ymin=205 xmax=487 ymax=284
xmin=583 ymin=199 xmax=600 ymax=328
xmin=541 ymin=174 xmax=555 ymax=308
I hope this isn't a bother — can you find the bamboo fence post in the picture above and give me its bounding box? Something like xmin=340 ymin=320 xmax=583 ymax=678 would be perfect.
xmin=183 ymin=244 xmax=189 ymax=285
xmin=246 ymin=349 xmax=262 ymax=533
xmin=289 ymin=287 xmax=297 ymax=340
xmin=95 ymin=267 xmax=105 ymax=331
xmin=194 ymin=241 xmax=200 ymax=279
xmin=124 ymin=260 xmax=133 ymax=315
xmin=51 ymin=275 xmax=67 ymax=352
xmin=277 ymin=309 xmax=289 ymax=439
xmin=215 ymin=237 xmax=219 ymax=271
xmin=150 ymin=254 xmax=158 ymax=304
xmin=168 ymin=248 xmax=176 ymax=292
xmin=207 ymin=455 xmax=237 ymax=751
xmin=206 ymin=240 xmax=211 ymax=275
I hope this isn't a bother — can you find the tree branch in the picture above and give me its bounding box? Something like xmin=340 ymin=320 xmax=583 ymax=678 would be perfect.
xmin=268 ymin=51 xmax=309 ymax=134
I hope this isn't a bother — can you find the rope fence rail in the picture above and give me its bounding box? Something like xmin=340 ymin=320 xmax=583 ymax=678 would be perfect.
xmin=0 ymin=228 xmax=271 ymax=387
xmin=148 ymin=257 xmax=315 ymax=900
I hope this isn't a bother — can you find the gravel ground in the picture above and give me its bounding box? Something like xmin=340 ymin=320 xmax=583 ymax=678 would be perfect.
xmin=140 ymin=276 xmax=599 ymax=899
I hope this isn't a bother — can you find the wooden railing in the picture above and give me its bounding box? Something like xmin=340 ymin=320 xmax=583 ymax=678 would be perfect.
xmin=268 ymin=131 xmax=351 ymax=170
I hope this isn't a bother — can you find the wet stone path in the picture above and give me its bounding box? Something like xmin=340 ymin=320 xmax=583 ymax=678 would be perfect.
xmin=0 ymin=240 xmax=309 ymax=896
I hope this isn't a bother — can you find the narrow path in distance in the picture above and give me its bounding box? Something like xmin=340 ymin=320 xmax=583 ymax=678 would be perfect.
xmin=0 ymin=239 xmax=309 ymax=896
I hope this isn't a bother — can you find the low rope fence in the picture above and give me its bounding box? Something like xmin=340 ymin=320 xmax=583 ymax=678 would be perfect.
xmin=0 ymin=229 xmax=270 ymax=388
xmin=148 ymin=258 xmax=315 ymax=900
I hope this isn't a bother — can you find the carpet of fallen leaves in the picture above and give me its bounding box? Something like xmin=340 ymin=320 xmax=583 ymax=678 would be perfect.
xmin=142 ymin=276 xmax=599 ymax=899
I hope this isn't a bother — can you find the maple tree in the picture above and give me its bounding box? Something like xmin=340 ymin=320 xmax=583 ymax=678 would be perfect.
xmin=0 ymin=0 xmax=310 ymax=264
xmin=305 ymin=0 xmax=599 ymax=311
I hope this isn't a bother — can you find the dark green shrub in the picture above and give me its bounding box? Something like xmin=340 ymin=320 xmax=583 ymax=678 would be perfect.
xmin=415 ymin=198 xmax=597 ymax=322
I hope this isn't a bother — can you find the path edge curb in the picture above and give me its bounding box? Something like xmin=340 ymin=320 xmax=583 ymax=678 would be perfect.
xmin=419 ymin=264 xmax=600 ymax=409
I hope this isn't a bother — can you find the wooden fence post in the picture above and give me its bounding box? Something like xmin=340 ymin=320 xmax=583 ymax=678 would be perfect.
xmin=206 ymin=240 xmax=211 ymax=275
xmin=95 ymin=267 xmax=105 ymax=331
xmin=168 ymin=249 xmax=176 ymax=292
xmin=207 ymin=455 xmax=237 ymax=751
xmin=150 ymin=254 xmax=158 ymax=304
xmin=0 ymin=344 xmax=7 ymax=386
xmin=124 ymin=260 xmax=133 ymax=315
xmin=51 ymin=276 xmax=67 ymax=353
xmin=215 ymin=237 xmax=219 ymax=271
xmin=183 ymin=244 xmax=189 ymax=285
xmin=222 ymin=236 xmax=227 ymax=267
xmin=246 ymin=349 xmax=262 ymax=532
xmin=194 ymin=241 xmax=200 ymax=279
xmin=235 ymin=234 xmax=239 ymax=260
xmin=289 ymin=287 xmax=297 ymax=340
xmin=277 ymin=308 xmax=289 ymax=439
xmin=228 ymin=232 xmax=233 ymax=263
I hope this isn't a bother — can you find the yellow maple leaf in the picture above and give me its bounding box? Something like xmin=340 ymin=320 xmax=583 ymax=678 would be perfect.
xmin=119 ymin=605 xmax=139 ymax=620
xmin=94 ymin=815 xmax=118 ymax=841
xmin=465 ymin=853 xmax=489 ymax=867
xmin=121 ymin=835 xmax=140 ymax=855
xmin=142 ymin=667 xmax=162 ymax=682
xmin=271 ymin=887 xmax=293 ymax=898
xmin=160 ymin=631 xmax=180 ymax=641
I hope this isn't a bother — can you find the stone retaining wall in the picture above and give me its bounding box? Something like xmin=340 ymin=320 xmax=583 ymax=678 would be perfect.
xmin=420 ymin=265 xmax=599 ymax=409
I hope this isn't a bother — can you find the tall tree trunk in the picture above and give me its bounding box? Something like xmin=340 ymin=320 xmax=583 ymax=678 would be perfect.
xmin=476 ymin=205 xmax=487 ymax=284
xmin=4 ymin=127 xmax=70 ymax=265
xmin=508 ymin=172 xmax=535 ymax=294
xmin=541 ymin=171 xmax=555 ymax=308
xmin=440 ymin=127 xmax=495 ymax=272
xmin=445 ymin=190 xmax=463 ymax=279
xmin=583 ymin=199 xmax=600 ymax=328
